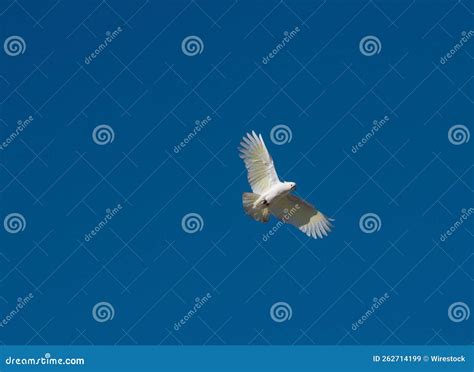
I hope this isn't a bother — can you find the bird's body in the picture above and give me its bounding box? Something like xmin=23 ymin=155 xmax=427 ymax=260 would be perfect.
xmin=254 ymin=181 xmax=295 ymax=207
xmin=239 ymin=131 xmax=334 ymax=239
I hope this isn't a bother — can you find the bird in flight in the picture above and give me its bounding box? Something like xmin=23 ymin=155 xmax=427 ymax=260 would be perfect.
xmin=239 ymin=131 xmax=334 ymax=239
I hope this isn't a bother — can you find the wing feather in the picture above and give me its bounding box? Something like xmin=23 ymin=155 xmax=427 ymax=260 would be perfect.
xmin=269 ymin=194 xmax=334 ymax=239
xmin=239 ymin=131 xmax=280 ymax=195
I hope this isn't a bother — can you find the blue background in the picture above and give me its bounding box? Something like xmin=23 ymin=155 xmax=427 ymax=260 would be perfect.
xmin=0 ymin=0 xmax=472 ymax=345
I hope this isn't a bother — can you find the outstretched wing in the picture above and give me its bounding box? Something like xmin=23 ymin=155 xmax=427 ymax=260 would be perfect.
xmin=239 ymin=131 xmax=280 ymax=195
xmin=269 ymin=194 xmax=334 ymax=239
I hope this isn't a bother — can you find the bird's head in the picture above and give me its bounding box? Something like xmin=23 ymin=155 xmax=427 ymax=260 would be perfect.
xmin=285 ymin=181 xmax=297 ymax=191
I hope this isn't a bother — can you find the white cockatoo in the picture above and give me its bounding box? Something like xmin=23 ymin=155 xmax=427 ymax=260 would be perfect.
xmin=239 ymin=131 xmax=333 ymax=239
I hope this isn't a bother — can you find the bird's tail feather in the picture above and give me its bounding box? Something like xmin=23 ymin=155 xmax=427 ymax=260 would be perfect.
xmin=242 ymin=192 xmax=269 ymax=223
